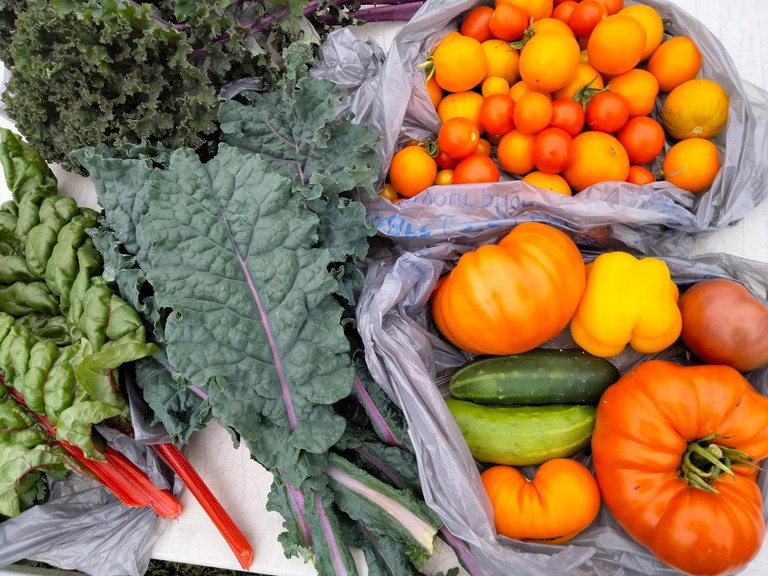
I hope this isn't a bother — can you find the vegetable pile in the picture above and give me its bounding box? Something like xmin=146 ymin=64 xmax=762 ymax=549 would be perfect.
xmin=432 ymin=219 xmax=768 ymax=575
xmin=381 ymin=0 xmax=730 ymax=201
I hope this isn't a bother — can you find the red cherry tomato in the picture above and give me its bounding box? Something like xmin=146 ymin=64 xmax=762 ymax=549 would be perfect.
xmin=453 ymin=154 xmax=501 ymax=184
xmin=552 ymin=1 xmax=578 ymax=25
xmin=479 ymin=93 xmax=517 ymax=136
xmin=438 ymin=117 xmax=481 ymax=159
xmin=489 ymin=3 xmax=528 ymax=42
xmin=533 ymin=127 xmax=573 ymax=174
xmin=626 ymin=164 xmax=656 ymax=185
xmin=585 ymin=91 xmax=630 ymax=133
xmin=615 ymin=115 xmax=666 ymax=165
xmin=569 ymin=0 xmax=608 ymax=37
xmin=461 ymin=6 xmax=495 ymax=43
xmin=435 ymin=149 xmax=459 ymax=169
xmin=550 ymin=98 xmax=585 ymax=137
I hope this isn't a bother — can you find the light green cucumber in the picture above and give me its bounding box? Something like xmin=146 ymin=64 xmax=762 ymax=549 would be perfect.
xmin=449 ymin=348 xmax=620 ymax=405
xmin=445 ymin=398 xmax=596 ymax=466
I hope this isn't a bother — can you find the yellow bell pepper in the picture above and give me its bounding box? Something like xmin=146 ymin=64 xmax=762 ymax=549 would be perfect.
xmin=570 ymin=251 xmax=681 ymax=357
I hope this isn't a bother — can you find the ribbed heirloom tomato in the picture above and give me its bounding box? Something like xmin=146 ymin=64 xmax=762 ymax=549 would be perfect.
xmin=592 ymin=361 xmax=768 ymax=576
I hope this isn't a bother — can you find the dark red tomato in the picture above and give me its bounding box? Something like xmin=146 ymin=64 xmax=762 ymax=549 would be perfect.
xmin=453 ymin=154 xmax=501 ymax=184
xmin=550 ymin=98 xmax=585 ymax=137
xmin=435 ymin=149 xmax=460 ymax=169
xmin=585 ymin=91 xmax=630 ymax=133
xmin=569 ymin=0 xmax=608 ymax=37
xmin=552 ymin=1 xmax=578 ymax=25
xmin=626 ymin=165 xmax=655 ymax=185
xmin=461 ymin=6 xmax=495 ymax=43
xmin=438 ymin=117 xmax=480 ymax=159
xmin=479 ymin=93 xmax=517 ymax=136
xmin=615 ymin=115 xmax=665 ymax=164
xmin=489 ymin=3 xmax=528 ymax=42
xmin=533 ymin=127 xmax=573 ymax=174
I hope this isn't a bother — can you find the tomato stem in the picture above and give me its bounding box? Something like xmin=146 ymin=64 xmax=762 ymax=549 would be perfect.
xmin=679 ymin=433 xmax=756 ymax=493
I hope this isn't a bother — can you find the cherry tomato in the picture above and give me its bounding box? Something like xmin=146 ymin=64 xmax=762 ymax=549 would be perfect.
xmin=461 ymin=6 xmax=495 ymax=43
xmin=552 ymin=1 xmax=578 ymax=25
xmin=533 ymin=127 xmax=573 ymax=174
xmin=438 ymin=117 xmax=480 ymax=159
xmin=378 ymin=183 xmax=399 ymax=202
xmin=479 ymin=93 xmax=517 ymax=136
xmin=388 ymin=146 xmax=438 ymax=197
xmin=615 ymin=115 xmax=665 ymax=165
xmin=434 ymin=169 xmax=455 ymax=185
xmin=435 ymin=149 xmax=460 ymax=170
xmin=569 ymin=0 xmax=608 ymax=37
xmin=475 ymin=138 xmax=493 ymax=156
xmin=585 ymin=91 xmax=630 ymax=133
xmin=550 ymin=98 xmax=585 ymax=137
xmin=453 ymin=154 xmax=500 ymax=184
xmin=626 ymin=165 xmax=655 ymax=185
xmin=489 ymin=3 xmax=528 ymax=42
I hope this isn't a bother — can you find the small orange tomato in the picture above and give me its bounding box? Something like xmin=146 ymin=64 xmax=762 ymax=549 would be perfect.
xmin=562 ymin=131 xmax=630 ymax=191
xmin=482 ymin=76 xmax=511 ymax=97
xmin=482 ymin=39 xmax=521 ymax=84
xmin=647 ymin=36 xmax=702 ymax=92
xmin=377 ymin=183 xmax=399 ymax=202
xmin=552 ymin=62 xmax=604 ymax=100
xmin=626 ymin=165 xmax=655 ymax=186
xmin=425 ymin=75 xmax=443 ymax=110
xmin=497 ymin=129 xmax=537 ymax=174
xmin=591 ymin=0 xmax=623 ymax=15
xmin=482 ymin=459 xmax=601 ymax=544
xmin=434 ymin=169 xmax=455 ymax=186
xmin=587 ymin=14 xmax=646 ymax=76
xmin=475 ymin=138 xmax=493 ymax=156
xmin=522 ymin=170 xmax=573 ymax=195
xmin=453 ymin=154 xmax=500 ymax=184
xmin=388 ymin=146 xmax=438 ymax=197
xmin=437 ymin=90 xmax=485 ymax=127
xmin=518 ymin=30 xmax=581 ymax=93
xmin=662 ymin=138 xmax=720 ymax=193
xmin=514 ymin=91 xmax=553 ymax=135
xmin=618 ymin=4 xmax=664 ymax=61
xmin=509 ymin=80 xmax=552 ymax=102
xmin=431 ymin=32 xmax=488 ymax=92
xmin=496 ymin=0 xmax=553 ymax=21
xmin=607 ymin=68 xmax=659 ymax=117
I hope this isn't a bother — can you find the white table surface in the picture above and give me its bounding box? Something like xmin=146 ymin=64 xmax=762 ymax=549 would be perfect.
xmin=1 ymin=1 xmax=767 ymax=575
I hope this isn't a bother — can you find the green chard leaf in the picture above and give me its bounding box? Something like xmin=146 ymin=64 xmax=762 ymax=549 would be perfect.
xmin=141 ymin=145 xmax=353 ymax=469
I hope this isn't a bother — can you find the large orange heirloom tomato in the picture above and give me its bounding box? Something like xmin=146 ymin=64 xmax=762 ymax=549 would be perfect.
xmin=592 ymin=361 xmax=768 ymax=576
xmin=481 ymin=459 xmax=601 ymax=544
xmin=430 ymin=222 xmax=586 ymax=355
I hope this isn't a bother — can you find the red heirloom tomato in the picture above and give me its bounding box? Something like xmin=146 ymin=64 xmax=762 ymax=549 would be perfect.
xmin=431 ymin=222 xmax=586 ymax=355
xmin=585 ymin=91 xmax=630 ymax=133
xmin=438 ymin=117 xmax=480 ymax=159
xmin=592 ymin=361 xmax=768 ymax=576
xmin=453 ymin=153 xmax=500 ymax=184
xmin=678 ymin=278 xmax=768 ymax=372
xmin=533 ymin=126 xmax=572 ymax=173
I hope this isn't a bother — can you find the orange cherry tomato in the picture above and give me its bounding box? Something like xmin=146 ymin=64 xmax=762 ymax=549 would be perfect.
xmin=475 ymin=138 xmax=493 ymax=156
xmin=552 ymin=62 xmax=603 ymax=100
xmin=607 ymin=68 xmax=659 ymax=117
xmin=532 ymin=126 xmax=572 ymax=173
xmin=460 ymin=6 xmax=495 ymax=43
xmin=509 ymin=80 xmax=552 ymax=102
xmin=647 ymin=36 xmax=702 ymax=92
xmin=626 ymin=164 xmax=655 ymax=185
xmin=497 ymin=129 xmax=537 ymax=175
xmin=587 ymin=14 xmax=646 ymax=76
xmin=438 ymin=117 xmax=480 ymax=159
xmin=425 ymin=75 xmax=443 ymax=110
xmin=561 ymin=131 xmax=630 ymax=191
xmin=590 ymin=0 xmax=623 ymax=16
xmin=489 ymin=3 xmax=528 ymax=41
xmin=431 ymin=32 xmax=488 ymax=92
xmin=616 ymin=116 xmax=665 ymax=165
xmin=662 ymin=138 xmax=720 ymax=193
xmin=585 ymin=91 xmax=630 ymax=133
xmin=522 ymin=171 xmax=573 ymax=195
xmin=434 ymin=169 xmax=455 ymax=186
xmin=482 ymin=76 xmax=511 ymax=97
xmin=378 ymin=183 xmax=399 ymax=202
xmin=550 ymin=98 xmax=585 ymax=137
xmin=618 ymin=4 xmax=664 ymax=61
xmin=513 ymin=91 xmax=553 ymax=135
xmin=496 ymin=0 xmax=553 ymax=21
xmin=479 ymin=93 xmax=517 ymax=136
xmin=388 ymin=146 xmax=438 ymax=197
xmin=453 ymin=153 xmax=501 ymax=184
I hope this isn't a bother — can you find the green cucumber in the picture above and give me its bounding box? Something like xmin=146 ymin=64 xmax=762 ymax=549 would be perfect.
xmin=445 ymin=398 xmax=596 ymax=466
xmin=449 ymin=348 xmax=620 ymax=405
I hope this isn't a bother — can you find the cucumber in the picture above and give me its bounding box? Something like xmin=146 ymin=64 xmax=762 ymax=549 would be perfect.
xmin=449 ymin=348 xmax=620 ymax=405
xmin=445 ymin=398 xmax=596 ymax=466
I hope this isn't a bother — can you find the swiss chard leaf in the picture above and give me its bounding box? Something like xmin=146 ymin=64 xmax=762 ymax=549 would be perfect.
xmin=140 ymin=145 xmax=353 ymax=469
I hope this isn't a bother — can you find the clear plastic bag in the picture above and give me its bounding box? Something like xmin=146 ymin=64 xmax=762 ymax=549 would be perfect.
xmin=356 ymin=223 xmax=768 ymax=576
xmin=311 ymin=0 xmax=768 ymax=238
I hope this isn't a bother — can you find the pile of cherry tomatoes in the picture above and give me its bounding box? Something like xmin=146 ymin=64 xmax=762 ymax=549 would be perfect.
xmin=381 ymin=0 xmax=729 ymax=202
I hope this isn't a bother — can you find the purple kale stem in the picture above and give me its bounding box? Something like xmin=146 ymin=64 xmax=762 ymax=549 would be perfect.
xmin=354 ymin=447 xmax=406 ymax=490
xmin=350 ymin=2 xmax=423 ymax=22
xmin=163 ymin=363 xmax=210 ymax=400
xmin=353 ymin=375 xmax=401 ymax=447
xmin=283 ymin=475 xmax=313 ymax=548
xmin=234 ymin=251 xmax=297 ymax=431
xmin=439 ymin=527 xmax=485 ymax=576
xmin=314 ymin=492 xmax=350 ymax=576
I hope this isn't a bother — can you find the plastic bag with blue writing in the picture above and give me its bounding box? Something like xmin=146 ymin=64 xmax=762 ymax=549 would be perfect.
xmin=311 ymin=0 xmax=768 ymax=245
xmin=355 ymin=222 xmax=768 ymax=576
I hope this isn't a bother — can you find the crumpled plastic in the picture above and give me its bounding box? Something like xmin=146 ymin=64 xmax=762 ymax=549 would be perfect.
xmin=311 ymin=0 xmax=768 ymax=239
xmin=356 ymin=225 xmax=768 ymax=576
xmin=0 ymin=427 xmax=172 ymax=576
